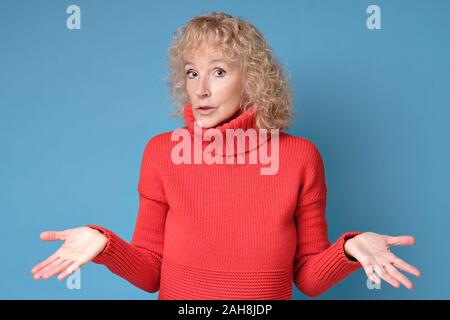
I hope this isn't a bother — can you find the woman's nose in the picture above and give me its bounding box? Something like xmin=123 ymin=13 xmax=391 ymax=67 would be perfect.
xmin=196 ymin=77 xmax=211 ymax=98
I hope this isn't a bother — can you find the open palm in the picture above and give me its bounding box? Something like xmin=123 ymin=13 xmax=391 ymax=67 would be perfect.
xmin=345 ymin=232 xmax=421 ymax=289
xmin=31 ymin=226 xmax=107 ymax=281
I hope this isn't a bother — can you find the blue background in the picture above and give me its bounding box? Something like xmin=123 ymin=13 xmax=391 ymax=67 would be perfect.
xmin=1 ymin=0 xmax=449 ymax=299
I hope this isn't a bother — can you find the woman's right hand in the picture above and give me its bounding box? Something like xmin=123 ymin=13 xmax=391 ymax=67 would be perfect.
xmin=31 ymin=226 xmax=108 ymax=281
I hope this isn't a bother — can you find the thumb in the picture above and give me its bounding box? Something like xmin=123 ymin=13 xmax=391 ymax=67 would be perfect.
xmin=386 ymin=235 xmax=416 ymax=247
xmin=40 ymin=230 xmax=66 ymax=241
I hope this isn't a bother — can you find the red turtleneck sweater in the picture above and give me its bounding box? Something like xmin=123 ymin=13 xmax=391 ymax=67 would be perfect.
xmin=87 ymin=103 xmax=362 ymax=299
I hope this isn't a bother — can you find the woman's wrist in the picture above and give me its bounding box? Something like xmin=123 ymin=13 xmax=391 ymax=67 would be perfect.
xmin=344 ymin=237 xmax=358 ymax=261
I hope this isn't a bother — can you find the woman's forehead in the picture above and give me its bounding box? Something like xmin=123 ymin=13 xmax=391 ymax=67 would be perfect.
xmin=183 ymin=46 xmax=241 ymax=69
xmin=184 ymin=42 xmax=222 ymax=60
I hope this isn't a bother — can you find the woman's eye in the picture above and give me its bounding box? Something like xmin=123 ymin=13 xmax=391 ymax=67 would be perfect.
xmin=214 ymin=69 xmax=226 ymax=77
xmin=186 ymin=70 xmax=197 ymax=79
xmin=186 ymin=69 xmax=226 ymax=79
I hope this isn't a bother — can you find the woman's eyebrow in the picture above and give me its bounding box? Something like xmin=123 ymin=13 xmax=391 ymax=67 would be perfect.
xmin=184 ymin=59 xmax=227 ymax=66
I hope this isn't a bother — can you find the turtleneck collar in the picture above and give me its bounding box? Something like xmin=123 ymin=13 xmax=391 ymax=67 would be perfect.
xmin=182 ymin=102 xmax=271 ymax=156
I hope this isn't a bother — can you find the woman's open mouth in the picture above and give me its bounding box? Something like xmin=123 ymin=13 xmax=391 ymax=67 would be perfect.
xmin=196 ymin=106 xmax=217 ymax=115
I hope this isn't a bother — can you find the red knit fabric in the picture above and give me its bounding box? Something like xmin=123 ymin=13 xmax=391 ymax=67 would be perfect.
xmin=87 ymin=102 xmax=362 ymax=299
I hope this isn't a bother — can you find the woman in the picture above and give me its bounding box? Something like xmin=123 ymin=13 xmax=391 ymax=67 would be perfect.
xmin=31 ymin=12 xmax=420 ymax=299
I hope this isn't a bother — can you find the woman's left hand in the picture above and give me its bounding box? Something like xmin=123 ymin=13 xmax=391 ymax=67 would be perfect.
xmin=344 ymin=232 xmax=421 ymax=289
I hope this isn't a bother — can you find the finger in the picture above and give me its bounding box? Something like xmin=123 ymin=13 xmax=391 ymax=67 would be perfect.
xmin=392 ymin=258 xmax=421 ymax=277
xmin=383 ymin=262 xmax=414 ymax=289
xmin=40 ymin=231 xmax=66 ymax=241
xmin=34 ymin=257 xmax=66 ymax=280
xmin=363 ymin=265 xmax=382 ymax=286
xmin=58 ymin=261 xmax=83 ymax=281
xmin=375 ymin=265 xmax=401 ymax=288
xmin=386 ymin=235 xmax=415 ymax=247
xmin=57 ymin=253 xmax=90 ymax=282
xmin=41 ymin=259 xmax=73 ymax=280
xmin=32 ymin=251 xmax=61 ymax=276
xmin=57 ymin=263 xmax=80 ymax=282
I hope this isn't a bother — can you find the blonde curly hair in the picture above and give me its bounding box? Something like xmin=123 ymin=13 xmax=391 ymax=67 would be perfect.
xmin=166 ymin=11 xmax=294 ymax=130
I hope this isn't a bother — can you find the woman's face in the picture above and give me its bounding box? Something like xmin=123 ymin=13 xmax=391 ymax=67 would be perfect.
xmin=184 ymin=40 xmax=245 ymax=128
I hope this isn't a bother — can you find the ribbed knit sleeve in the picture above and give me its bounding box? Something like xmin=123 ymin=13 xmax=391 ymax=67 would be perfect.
xmin=293 ymin=141 xmax=362 ymax=297
xmin=86 ymin=137 xmax=169 ymax=293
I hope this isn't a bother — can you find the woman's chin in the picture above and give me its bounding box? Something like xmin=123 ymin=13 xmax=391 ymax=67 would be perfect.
xmin=193 ymin=117 xmax=218 ymax=129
